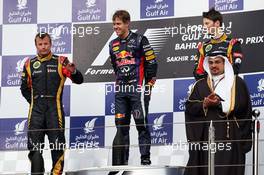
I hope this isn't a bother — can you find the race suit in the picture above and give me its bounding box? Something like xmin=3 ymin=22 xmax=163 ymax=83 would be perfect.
xmin=193 ymin=33 xmax=243 ymax=80
xmin=109 ymin=31 xmax=157 ymax=165
xmin=20 ymin=53 xmax=83 ymax=175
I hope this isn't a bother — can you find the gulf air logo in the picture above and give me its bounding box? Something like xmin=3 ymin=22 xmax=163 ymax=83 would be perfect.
xmin=257 ymin=79 xmax=264 ymax=92
xmin=153 ymin=114 xmax=166 ymax=131
xmin=155 ymin=0 xmax=163 ymax=3
xmin=84 ymin=118 xmax=97 ymax=134
xmin=86 ymin=0 xmax=96 ymax=8
xmin=17 ymin=0 xmax=28 ymax=10
xmin=16 ymin=57 xmax=29 ymax=73
xmin=51 ymin=25 xmax=65 ymax=40
xmin=187 ymin=83 xmax=195 ymax=95
xmin=14 ymin=119 xmax=27 ymax=135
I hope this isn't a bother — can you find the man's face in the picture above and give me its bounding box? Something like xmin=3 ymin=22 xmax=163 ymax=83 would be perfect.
xmin=35 ymin=36 xmax=51 ymax=57
xmin=208 ymin=56 xmax=225 ymax=76
xmin=113 ymin=17 xmax=129 ymax=39
xmin=203 ymin=18 xmax=220 ymax=36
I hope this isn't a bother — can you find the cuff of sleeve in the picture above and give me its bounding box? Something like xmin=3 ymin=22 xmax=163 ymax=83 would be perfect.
xmin=147 ymin=78 xmax=156 ymax=87
xmin=71 ymin=69 xmax=77 ymax=75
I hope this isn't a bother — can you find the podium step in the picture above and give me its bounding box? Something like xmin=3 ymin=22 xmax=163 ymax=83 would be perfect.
xmin=66 ymin=166 xmax=184 ymax=175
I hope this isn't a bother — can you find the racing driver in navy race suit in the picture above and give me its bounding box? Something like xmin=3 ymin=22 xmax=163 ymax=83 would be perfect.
xmin=109 ymin=10 xmax=158 ymax=166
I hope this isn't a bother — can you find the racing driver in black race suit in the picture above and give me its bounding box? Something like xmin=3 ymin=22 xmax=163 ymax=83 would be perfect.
xmin=109 ymin=10 xmax=157 ymax=166
xmin=20 ymin=32 xmax=83 ymax=175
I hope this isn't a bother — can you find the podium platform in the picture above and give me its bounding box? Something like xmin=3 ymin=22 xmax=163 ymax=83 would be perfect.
xmin=66 ymin=166 xmax=185 ymax=175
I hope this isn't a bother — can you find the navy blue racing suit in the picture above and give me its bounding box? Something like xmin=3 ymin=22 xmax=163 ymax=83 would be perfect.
xmin=109 ymin=31 xmax=157 ymax=165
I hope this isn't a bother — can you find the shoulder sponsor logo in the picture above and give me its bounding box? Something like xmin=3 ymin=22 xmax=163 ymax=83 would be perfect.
xmin=146 ymin=54 xmax=156 ymax=61
xmin=112 ymin=41 xmax=120 ymax=47
xmin=112 ymin=46 xmax=119 ymax=52
xmin=145 ymin=50 xmax=154 ymax=56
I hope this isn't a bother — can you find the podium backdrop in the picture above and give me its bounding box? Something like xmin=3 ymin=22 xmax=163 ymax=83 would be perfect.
xmin=0 ymin=0 xmax=263 ymax=174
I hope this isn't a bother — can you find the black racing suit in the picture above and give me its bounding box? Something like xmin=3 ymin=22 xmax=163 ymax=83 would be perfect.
xmin=193 ymin=33 xmax=243 ymax=80
xmin=109 ymin=31 xmax=157 ymax=165
xmin=20 ymin=53 xmax=83 ymax=175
